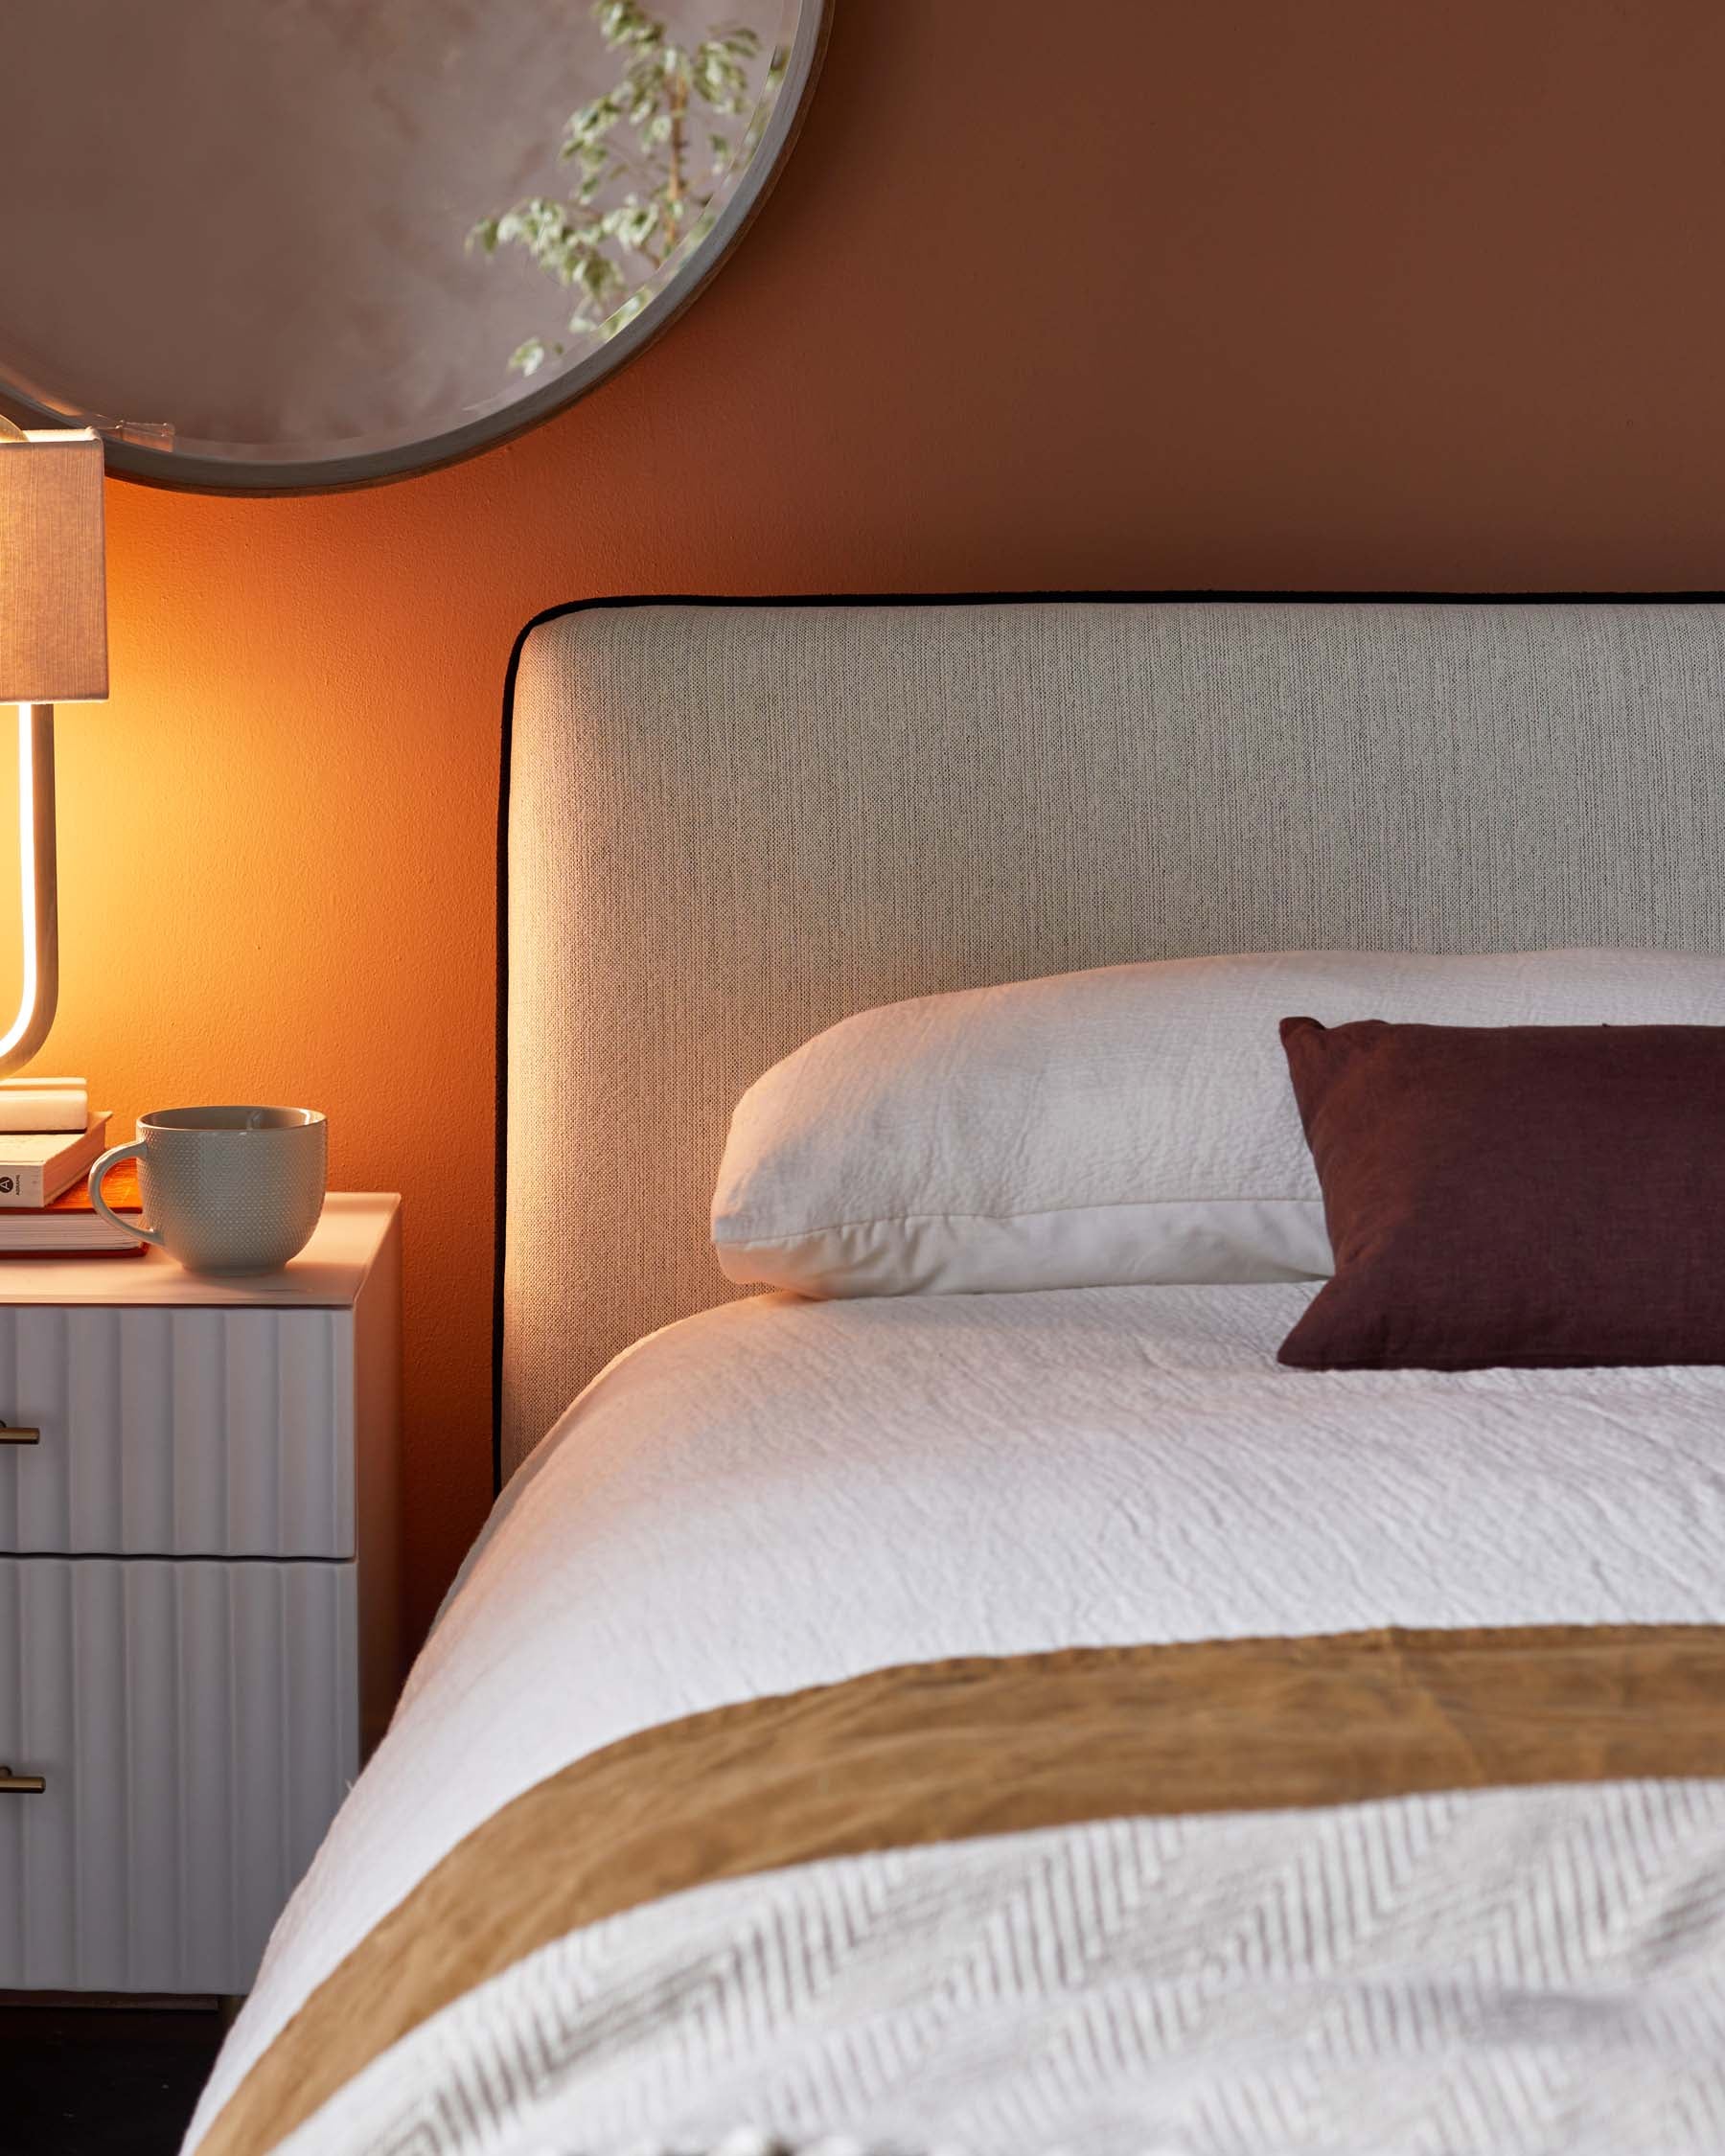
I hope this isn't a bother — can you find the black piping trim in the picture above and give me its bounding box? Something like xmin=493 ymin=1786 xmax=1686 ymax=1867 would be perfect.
xmin=491 ymin=584 xmax=1725 ymax=1490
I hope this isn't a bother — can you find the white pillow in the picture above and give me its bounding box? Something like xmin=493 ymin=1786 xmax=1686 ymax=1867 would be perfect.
xmin=711 ymin=948 xmax=1725 ymax=1298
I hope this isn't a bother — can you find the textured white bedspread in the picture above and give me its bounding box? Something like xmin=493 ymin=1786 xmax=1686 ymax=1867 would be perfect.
xmin=187 ymin=1282 xmax=1725 ymax=2147
xmin=278 ymin=1779 xmax=1725 ymax=2156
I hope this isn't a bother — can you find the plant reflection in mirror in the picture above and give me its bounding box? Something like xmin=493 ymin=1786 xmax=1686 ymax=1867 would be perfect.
xmin=471 ymin=0 xmax=783 ymax=378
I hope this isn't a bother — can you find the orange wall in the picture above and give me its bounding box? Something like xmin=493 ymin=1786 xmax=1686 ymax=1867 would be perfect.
xmin=64 ymin=0 xmax=1725 ymax=1639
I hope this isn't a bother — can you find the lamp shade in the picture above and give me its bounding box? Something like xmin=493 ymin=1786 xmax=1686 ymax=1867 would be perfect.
xmin=0 ymin=425 xmax=107 ymax=703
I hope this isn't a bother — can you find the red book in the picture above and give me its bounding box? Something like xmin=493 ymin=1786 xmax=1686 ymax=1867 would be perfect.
xmin=0 ymin=1160 xmax=148 ymax=1255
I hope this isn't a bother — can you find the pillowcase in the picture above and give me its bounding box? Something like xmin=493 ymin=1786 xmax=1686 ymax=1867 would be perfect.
xmin=711 ymin=948 xmax=1725 ymax=1300
xmin=1277 ymin=1017 xmax=1725 ymax=1370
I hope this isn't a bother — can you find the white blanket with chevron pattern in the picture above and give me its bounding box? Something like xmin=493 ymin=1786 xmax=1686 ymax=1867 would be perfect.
xmin=189 ymin=1282 xmax=1725 ymax=2153
xmin=280 ymin=1777 xmax=1725 ymax=2156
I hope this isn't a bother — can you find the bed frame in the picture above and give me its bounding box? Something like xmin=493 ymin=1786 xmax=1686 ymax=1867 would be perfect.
xmin=495 ymin=592 xmax=1725 ymax=1481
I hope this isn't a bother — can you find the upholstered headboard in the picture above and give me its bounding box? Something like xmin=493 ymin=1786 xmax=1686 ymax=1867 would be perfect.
xmin=496 ymin=594 xmax=1725 ymax=1479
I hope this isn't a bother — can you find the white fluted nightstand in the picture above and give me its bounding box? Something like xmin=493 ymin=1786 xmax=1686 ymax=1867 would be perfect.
xmin=0 ymin=1193 xmax=401 ymax=1995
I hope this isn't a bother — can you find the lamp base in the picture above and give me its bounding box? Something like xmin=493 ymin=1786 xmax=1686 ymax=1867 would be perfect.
xmin=0 ymin=703 xmax=58 ymax=1080
xmin=0 ymin=1076 xmax=87 ymax=1133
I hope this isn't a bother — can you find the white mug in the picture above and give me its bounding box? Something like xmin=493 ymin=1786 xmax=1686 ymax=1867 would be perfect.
xmin=89 ymin=1106 xmax=327 ymax=1274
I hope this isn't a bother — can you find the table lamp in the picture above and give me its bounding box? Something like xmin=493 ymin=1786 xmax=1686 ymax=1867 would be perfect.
xmin=0 ymin=418 xmax=106 ymax=1076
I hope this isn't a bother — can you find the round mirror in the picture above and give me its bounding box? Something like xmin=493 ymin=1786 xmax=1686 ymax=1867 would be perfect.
xmin=0 ymin=1 xmax=827 ymax=492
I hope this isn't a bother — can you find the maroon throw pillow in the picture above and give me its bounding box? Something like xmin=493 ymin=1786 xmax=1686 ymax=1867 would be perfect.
xmin=1276 ymin=1017 xmax=1725 ymax=1371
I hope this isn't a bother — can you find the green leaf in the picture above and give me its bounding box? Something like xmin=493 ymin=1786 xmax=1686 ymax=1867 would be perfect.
xmin=473 ymin=0 xmax=770 ymax=379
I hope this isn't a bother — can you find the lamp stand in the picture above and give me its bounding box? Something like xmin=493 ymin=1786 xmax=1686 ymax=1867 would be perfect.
xmin=0 ymin=701 xmax=58 ymax=1077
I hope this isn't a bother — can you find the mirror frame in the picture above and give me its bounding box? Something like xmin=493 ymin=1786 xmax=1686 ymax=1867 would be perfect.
xmin=0 ymin=1 xmax=830 ymax=495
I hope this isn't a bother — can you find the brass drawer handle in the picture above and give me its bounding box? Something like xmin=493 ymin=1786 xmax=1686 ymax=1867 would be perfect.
xmin=0 ymin=1423 xmax=39 ymax=1445
xmin=0 ymin=1766 xmax=45 ymax=1794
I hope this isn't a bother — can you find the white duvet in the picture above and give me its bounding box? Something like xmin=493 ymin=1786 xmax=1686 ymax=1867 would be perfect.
xmin=185 ymin=1281 xmax=1725 ymax=2150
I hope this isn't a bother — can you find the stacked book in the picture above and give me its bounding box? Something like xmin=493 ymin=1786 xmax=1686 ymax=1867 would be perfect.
xmin=0 ymin=1079 xmax=146 ymax=1254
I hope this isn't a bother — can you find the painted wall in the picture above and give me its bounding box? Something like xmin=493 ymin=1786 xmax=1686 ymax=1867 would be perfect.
xmin=58 ymin=0 xmax=1725 ymax=1640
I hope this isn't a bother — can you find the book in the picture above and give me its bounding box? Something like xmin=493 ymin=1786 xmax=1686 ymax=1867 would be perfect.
xmin=0 ymin=1112 xmax=109 ymax=1208
xmin=0 ymin=1077 xmax=89 ymax=1134
xmin=0 ymin=1159 xmax=146 ymax=1254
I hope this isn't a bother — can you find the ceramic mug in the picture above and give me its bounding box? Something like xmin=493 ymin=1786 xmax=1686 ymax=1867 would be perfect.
xmin=89 ymin=1106 xmax=327 ymax=1274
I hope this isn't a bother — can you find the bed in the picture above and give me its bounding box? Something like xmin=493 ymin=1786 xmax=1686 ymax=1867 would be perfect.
xmin=185 ymin=597 xmax=1725 ymax=2154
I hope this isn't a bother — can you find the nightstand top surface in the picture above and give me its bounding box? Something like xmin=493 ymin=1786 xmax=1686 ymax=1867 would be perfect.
xmin=0 ymin=1191 xmax=400 ymax=1306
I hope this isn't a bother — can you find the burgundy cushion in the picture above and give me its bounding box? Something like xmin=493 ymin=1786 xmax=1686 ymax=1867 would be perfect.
xmin=1276 ymin=1017 xmax=1725 ymax=1371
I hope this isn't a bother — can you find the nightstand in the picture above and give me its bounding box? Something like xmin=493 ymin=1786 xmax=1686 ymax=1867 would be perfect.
xmin=0 ymin=1193 xmax=401 ymax=1995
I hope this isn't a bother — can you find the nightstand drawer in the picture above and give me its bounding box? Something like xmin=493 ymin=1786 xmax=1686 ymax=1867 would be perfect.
xmin=0 ymin=1555 xmax=358 ymax=1993
xmin=0 ymin=1306 xmax=354 ymax=1557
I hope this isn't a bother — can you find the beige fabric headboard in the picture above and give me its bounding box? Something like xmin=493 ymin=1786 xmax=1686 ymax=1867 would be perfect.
xmin=497 ymin=594 xmax=1725 ymax=1479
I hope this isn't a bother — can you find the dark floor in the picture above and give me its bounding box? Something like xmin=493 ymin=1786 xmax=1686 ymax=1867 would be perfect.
xmin=0 ymin=2003 xmax=224 ymax=2155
